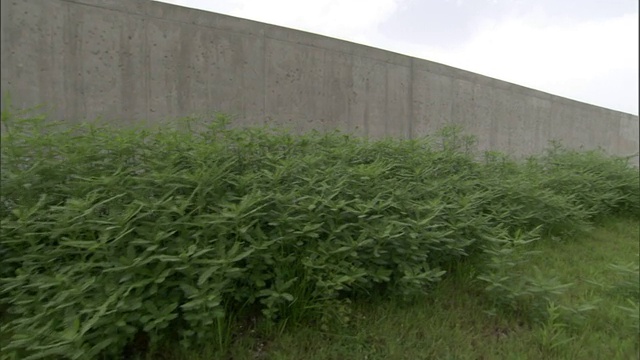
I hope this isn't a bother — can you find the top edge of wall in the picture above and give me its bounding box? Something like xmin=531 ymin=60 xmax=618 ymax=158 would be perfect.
xmin=58 ymin=0 xmax=638 ymax=119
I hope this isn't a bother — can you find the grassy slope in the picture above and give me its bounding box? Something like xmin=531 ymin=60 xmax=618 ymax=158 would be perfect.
xmin=168 ymin=217 xmax=639 ymax=360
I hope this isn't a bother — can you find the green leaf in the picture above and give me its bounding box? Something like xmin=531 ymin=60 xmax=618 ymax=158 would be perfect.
xmin=197 ymin=266 xmax=220 ymax=286
xmin=60 ymin=317 xmax=80 ymax=341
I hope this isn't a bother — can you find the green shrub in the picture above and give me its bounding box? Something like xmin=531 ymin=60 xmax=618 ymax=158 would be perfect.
xmin=533 ymin=142 xmax=640 ymax=219
xmin=1 ymin=111 xmax=637 ymax=359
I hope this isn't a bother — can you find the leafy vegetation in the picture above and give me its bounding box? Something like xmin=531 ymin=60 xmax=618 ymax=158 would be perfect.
xmin=184 ymin=217 xmax=635 ymax=360
xmin=1 ymin=109 xmax=638 ymax=359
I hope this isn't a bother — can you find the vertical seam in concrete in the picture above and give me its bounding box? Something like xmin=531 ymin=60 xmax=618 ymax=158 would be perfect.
xmin=77 ymin=11 xmax=85 ymax=121
xmin=69 ymin=4 xmax=80 ymax=121
xmin=364 ymin=75 xmax=370 ymax=137
xmin=449 ymin=78 xmax=454 ymax=126
xmin=37 ymin=9 xmax=46 ymax=116
xmin=143 ymin=16 xmax=150 ymax=124
xmin=346 ymin=56 xmax=352 ymax=133
xmin=615 ymin=114 xmax=622 ymax=153
xmin=0 ymin=0 xmax=7 ymax=113
xmin=262 ymin=29 xmax=267 ymax=125
xmin=384 ymin=63 xmax=389 ymax=135
xmin=408 ymin=58 xmax=414 ymax=139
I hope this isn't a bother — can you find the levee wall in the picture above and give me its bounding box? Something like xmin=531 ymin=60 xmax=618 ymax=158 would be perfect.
xmin=1 ymin=0 xmax=638 ymax=165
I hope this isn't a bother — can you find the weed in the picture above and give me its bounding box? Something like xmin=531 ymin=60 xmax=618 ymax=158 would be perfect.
xmin=1 ymin=108 xmax=638 ymax=359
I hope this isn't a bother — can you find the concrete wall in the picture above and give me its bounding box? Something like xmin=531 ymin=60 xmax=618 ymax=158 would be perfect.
xmin=1 ymin=0 xmax=638 ymax=165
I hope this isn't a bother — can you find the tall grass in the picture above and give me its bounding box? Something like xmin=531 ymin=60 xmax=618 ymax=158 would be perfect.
xmin=1 ymin=111 xmax=638 ymax=359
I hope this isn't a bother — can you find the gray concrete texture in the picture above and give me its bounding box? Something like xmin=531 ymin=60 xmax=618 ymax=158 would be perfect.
xmin=1 ymin=0 xmax=638 ymax=165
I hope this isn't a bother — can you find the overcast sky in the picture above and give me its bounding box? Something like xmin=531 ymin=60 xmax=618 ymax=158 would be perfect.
xmin=156 ymin=0 xmax=639 ymax=115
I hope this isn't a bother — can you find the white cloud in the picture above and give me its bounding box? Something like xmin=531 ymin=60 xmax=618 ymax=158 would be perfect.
xmin=156 ymin=0 xmax=400 ymax=44
xmin=229 ymin=0 xmax=399 ymax=43
xmin=384 ymin=12 xmax=639 ymax=114
xmin=456 ymin=13 xmax=636 ymax=85
xmin=155 ymin=1 xmax=638 ymax=114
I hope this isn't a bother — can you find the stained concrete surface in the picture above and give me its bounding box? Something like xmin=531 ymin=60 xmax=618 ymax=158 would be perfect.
xmin=1 ymin=0 xmax=637 ymax=165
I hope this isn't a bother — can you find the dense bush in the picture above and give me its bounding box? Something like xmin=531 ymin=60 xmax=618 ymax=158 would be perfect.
xmin=1 ymin=112 xmax=638 ymax=359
